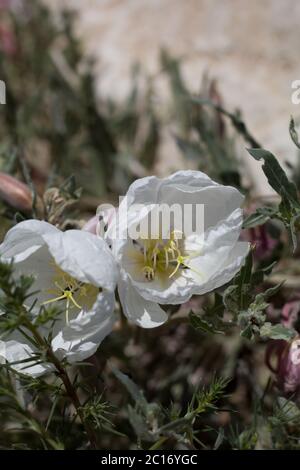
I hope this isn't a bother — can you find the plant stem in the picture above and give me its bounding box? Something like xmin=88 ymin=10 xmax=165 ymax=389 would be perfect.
xmin=149 ymin=436 xmax=169 ymax=450
xmin=22 ymin=314 xmax=99 ymax=449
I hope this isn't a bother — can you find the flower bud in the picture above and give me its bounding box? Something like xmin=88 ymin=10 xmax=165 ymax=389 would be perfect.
xmin=83 ymin=207 xmax=116 ymax=237
xmin=0 ymin=172 xmax=32 ymax=212
xmin=0 ymin=0 xmax=10 ymax=8
xmin=0 ymin=26 xmax=17 ymax=57
xmin=82 ymin=215 xmax=99 ymax=235
xmin=266 ymin=337 xmax=300 ymax=394
xmin=281 ymin=298 xmax=300 ymax=328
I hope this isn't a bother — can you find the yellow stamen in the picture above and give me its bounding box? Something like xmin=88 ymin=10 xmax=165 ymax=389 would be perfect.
xmin=138 ymin=229 xmax=203 ymax=282
xmin=43 ymin=294 xmax=68 ymax=305
xmin=169 ymin=255 xmax=188 ymax=278
xmin=143 ymin=265 xmax=155 ymax=281
xmin=164 ymin=247 xmax=169 ymax=269
xmin=41 ymin=263 xmax=94 ymax=324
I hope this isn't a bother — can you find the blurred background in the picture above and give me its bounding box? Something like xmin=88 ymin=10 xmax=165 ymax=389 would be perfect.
xmin=1 ymin=0 xmax=300 ymax=204
xmin=48 ymin=0 xmax=300 ymax=193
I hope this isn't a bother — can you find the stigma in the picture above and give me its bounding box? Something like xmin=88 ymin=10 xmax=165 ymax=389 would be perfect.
xmin=133 ymin=231 xmax=199 ymax=282
xmin=43 ymin=263 xmax=97 ymax=323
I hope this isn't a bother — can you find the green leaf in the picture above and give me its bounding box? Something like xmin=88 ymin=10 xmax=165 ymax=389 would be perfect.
xmin=255 ymin=282 xmax=283 ymax=303
xmin=223 ymin=251 xmax=253 ymax=314
xmin=110 ymin=365 xmax=148 ymax=411
xmin=247 ymin=148 xmax=300 ymax=207
xmin=240 ymin=323 xmax=255 ymax=340
xmin=260 ymin=322 xmax=295 ymax=340
xmin=190 ymin=97 xmax=261 ymax=148
xmin=204 ymin=292 xmax=225 ymax=317
xmin=251 ymin=261 xmax=277 ymax=285
xmin=223 ymin=284 xmax=239 ymax=313
xmin=238 ymin=249 xmax=253 ymax=290
xmin=237 ymin=283 xmax=282 ymax=339
xmin=190 ymin=293 xmax=227 ymax=335
xmin=289 ymin=116 xmax=300 ymax=150
xmin=189 ymin=313 xmax=224 ymax=335
xmin=127 ymin=405 xmax=155 ymax=442
xmin=289 ymin=212 xmax=300 ymax=252
xmin=276 ymin=397 xmax=300 ymax=422
xmin=243 ymin=207 xmax=277 ymax=229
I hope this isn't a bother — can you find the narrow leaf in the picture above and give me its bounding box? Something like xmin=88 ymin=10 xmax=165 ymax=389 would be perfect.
xmin=247 ymin=148 xmax=299 ymax=207
xmin=289 ymin=116 xmax=300 ymax=150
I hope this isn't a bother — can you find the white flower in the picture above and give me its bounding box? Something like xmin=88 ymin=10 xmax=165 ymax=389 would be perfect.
xmin=0 ymin=220 xmax=118 ymax=376
xmin=106 ymin=170 xmax=249 ymax=329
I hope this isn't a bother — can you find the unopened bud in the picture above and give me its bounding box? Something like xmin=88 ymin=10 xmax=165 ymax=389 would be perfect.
xmin=266 ymin=337 xmax=300 ymax=394
xmin=82 ymin=207 xmax=116 ymax=238
xmin=82 ymin=215 xmax=99 ymax=235
xmin=0 ymin=25 xmax=17 ymax=57
xmin=0 ymin=172 xmax=32 ymax=212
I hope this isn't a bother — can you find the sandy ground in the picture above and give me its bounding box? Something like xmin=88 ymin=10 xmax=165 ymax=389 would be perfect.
xmin=49 ymin=0 xmax=300 ymax=194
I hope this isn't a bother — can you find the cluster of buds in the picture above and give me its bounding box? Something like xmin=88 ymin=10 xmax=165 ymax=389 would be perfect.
xmin=0 ymin=171 xmax=84 ymax=228
xmin=43 ymin=180 xmax=82 ymax=228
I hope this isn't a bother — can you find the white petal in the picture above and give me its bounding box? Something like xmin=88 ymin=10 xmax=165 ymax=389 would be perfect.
xmin=187 ymin=207 xmax=244 ymax=280
xmin=190 ymin=241 xmax=250 ymax=295
xmin=0 ymin=220 xmax=59 ymax=263
xmin=0 ymin=337 xmax=53 ymax=377
xmin=165 ymin=170 xmax=217 ymax=187
xmin=47 ymin=230 xmax=118 ymax=291
xmin=51 ymin=292 xmax=116 ymax=363
xmin=118 ymin=171 xmax=243 ymax=232
xmin=121 ymin=208 xmax=245 ymax=305
xmin=118 ymin=278 xmax=168 ymax=328
xmin=0 ymin=222 xmax=118 ymax=292
xmin=123 ymin=170 xmax=216 ymax=206
xmin=11 ymin=244 xmax=57 ymax=307
xmin=158 ymin=184 xmax=243 ymax=231
xmin=108 ymin=203 xmax=155 ymax=259
xmin=122 ymin=175 xmax=161 ymax=205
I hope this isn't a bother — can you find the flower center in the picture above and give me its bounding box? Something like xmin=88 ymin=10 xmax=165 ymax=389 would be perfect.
xmin=134 ymin=231 xmax=201 ymax=282
xmin=42 ymin=264 xmax=98 ymax=323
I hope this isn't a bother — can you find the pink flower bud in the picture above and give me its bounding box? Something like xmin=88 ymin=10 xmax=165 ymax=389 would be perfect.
xmin=0 ymin=25 xmax=17 ymax=56
xmin=0 ymin=172 xmax=32 ymax=212
xmin=281 ymin=298 xmax=300 ymax=328
xmin=83 ymin=207 xmax=116 ymax=237
xmin=266 ymin=338 xmax=300 ymax=394
xmin=0 ymin=0 xmax=11 ymax=8
xmin=82 ymin=215 xmax=99 ymax=235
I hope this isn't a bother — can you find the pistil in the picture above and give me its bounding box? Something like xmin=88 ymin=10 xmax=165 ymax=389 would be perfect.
xmin=135 ymin=231 xmax=203 ymax=282
xmin=42 ymin=264 xmax=96 ymax=323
